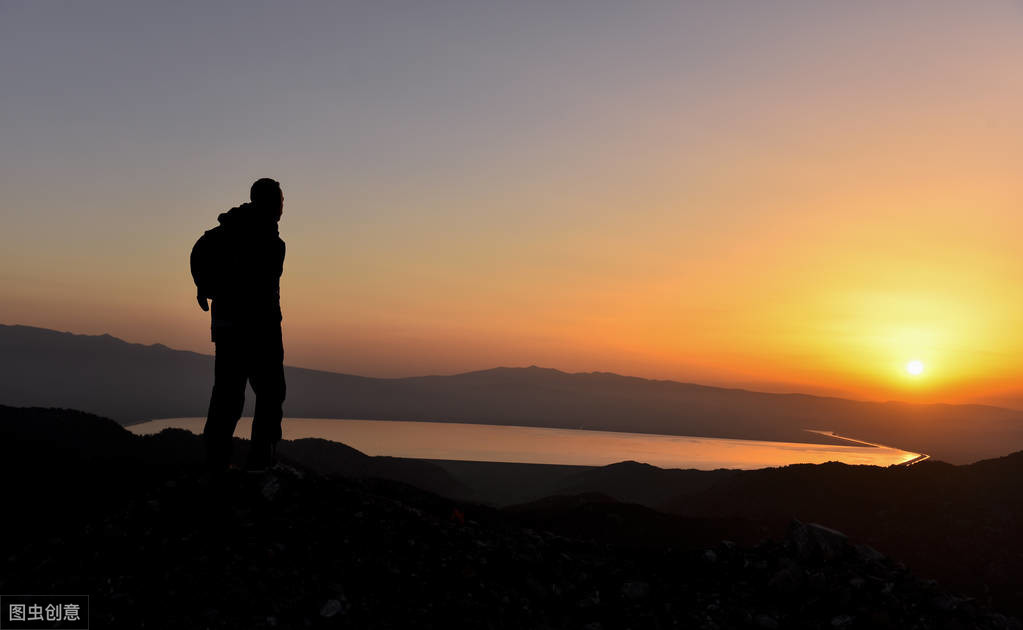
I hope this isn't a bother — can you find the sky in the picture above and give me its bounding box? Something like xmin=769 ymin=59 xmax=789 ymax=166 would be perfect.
xmin=2 ymin=1 xmax=1022 ymax=407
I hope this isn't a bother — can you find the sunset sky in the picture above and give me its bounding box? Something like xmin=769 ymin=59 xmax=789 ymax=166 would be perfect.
xmin=2 ymin=2 xmax=1022 ymax=407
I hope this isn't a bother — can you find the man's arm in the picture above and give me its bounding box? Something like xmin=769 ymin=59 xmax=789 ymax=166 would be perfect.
xmin=190 ymin=228 xmax=220 ymax=312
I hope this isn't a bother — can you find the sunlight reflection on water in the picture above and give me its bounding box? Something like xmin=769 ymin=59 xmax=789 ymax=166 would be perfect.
xmin=128 ymin=418 xmax=922 ymax=470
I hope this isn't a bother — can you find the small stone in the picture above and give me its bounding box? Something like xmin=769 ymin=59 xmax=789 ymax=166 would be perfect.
xmin=320 ymin=599 xmax=342 ymax=618
xmin=755 ymin=614 xmax=779 ymax=629
xmin=577 ymin=590 xmax=600 ymax=608
xmin=621 ymin=581 xmax=650 ymax=601
xmin=768 ymin=567 xmax=803 ymax=595
xmin=930 ymin=594 xmax=957 ymax=612
xmin=262 ymin=477 xmax=281 ymax=501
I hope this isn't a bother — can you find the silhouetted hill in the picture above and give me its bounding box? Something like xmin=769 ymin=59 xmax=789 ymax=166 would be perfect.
xmin=0 ymin=325 xmax=217 ymax=422
xmin=504 ymin=491 xmax=763 ymax=550
xmin=663 ymin=455 xmax=1023 ymax=616
xmin=2 ymin=405 xmax=1018 ymax=629
xmin=0 ymin=403 xmax=467 ymax=533
xmin=421 ymin=459 xmax=595 ymax=506
xmin=557 ymin=460 xmax=740 ymax=508
xmin=4 ymin=324 xmax=1023 ymax=462
xmin=448 ymin=452 xmax=1023 ymax=617
xmin=276 ymin=437 xmax=471 ymax=499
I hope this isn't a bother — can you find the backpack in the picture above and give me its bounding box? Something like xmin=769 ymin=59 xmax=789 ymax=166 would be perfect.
xmin=189 ymin=226 xmax=226 ymax=299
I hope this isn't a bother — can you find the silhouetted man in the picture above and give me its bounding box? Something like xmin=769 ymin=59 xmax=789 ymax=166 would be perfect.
xmin=191 ymin=178 xmax=286 ymax=472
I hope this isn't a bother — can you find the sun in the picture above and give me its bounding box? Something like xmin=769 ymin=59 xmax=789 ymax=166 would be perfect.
xmin=906 ymin=360 xmax=925 ymax=376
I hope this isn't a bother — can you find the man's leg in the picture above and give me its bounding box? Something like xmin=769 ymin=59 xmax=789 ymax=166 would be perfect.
xmin=203 ymin=333 xmax=248 ymax=471
xmin=248 ymin=325 xmax=285 ymax=469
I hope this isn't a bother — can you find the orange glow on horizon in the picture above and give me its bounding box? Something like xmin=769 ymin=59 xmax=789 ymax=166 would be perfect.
xmin=2 ymin=3 xmax=1022 ymax=409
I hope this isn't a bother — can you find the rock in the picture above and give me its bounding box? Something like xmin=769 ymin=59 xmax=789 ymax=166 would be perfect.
xmin=755 ymin=613 xmax=779 ymax=629
xmin=621 ymin=581 xmax=650 ymax=601
xmin=768 ymin=566 xmax=804 ymax=595
xmin=525 ymin=578 xmax=547 ymax=598
xmin=703 ymin=549 xmax=718 ymax=564
xmin=830 ymin=614 xmax=854 ymax=627
xmin=262 ymin=476 xmax=281 ymax=501
xmin=807 ymin=570 xmax=828 ymax=593
xmin=320 ymin=599 xmax=342 ymax=618
xmin=931 ymin=594 xmax=958 ymax=612
xmin=578 ymin=591 xmax=600 ymax=608
xmin=855 ymin=543 xmax=885 ymax=564
xmin=788 ymin=520 xmax=849 ymax=562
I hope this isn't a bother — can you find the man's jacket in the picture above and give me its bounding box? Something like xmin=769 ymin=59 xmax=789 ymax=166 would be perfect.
xmin=191 ymin=202 xmax=285 ymax=341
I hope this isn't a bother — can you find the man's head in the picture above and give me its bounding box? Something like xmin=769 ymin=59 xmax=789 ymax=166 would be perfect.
xmin=250 ymin=178 xmax=284 ymax=221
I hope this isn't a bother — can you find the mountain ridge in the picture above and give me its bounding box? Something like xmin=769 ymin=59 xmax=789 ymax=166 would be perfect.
xmin=3 ymin=323 xmax=1023 ymax=463
xmin=4 ymin=323 xmax=1014 ymax=411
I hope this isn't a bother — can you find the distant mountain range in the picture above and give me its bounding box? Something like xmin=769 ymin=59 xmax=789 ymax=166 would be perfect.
xmin=3 ymin=323 xmax=1023 ymax=463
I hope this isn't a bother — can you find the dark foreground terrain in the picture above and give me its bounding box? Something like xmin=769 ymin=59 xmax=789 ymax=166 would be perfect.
xmin=1 ymin=405 xmax=1020 ymax=629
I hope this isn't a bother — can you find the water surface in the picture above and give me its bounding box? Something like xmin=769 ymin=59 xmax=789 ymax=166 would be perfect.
xmin=128 ymin=418 xmax=922 ymax=470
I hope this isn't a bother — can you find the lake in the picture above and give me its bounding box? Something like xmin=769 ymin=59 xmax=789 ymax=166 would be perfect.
xmin=127 ymin=417 xmax=924 ymax=469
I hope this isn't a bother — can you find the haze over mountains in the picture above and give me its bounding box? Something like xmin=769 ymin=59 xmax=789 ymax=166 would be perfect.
xmin=3 ymin=323 xmax=1023 ymax=464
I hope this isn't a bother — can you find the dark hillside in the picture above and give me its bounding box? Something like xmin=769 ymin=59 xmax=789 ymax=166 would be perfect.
xmin=497 ymin=454 xmax=1023 ymax=615
xmin=2 ymin=405 xmax=1018 ymax=629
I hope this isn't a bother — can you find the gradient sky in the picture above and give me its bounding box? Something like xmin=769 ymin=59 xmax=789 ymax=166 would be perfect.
xmin=2 ymin=1 xmax=1022 ymax=406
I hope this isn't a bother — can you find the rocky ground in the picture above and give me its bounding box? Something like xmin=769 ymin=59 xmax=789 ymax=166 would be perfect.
xmin=3 ymin=405 xmax=1021 ymax=629
xmin=4 ymin=462 xmax=1019 ymax=630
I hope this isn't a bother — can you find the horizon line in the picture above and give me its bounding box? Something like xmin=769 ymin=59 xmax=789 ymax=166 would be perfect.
xmin=4 ymin=322 xmax=1021 ymax=413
